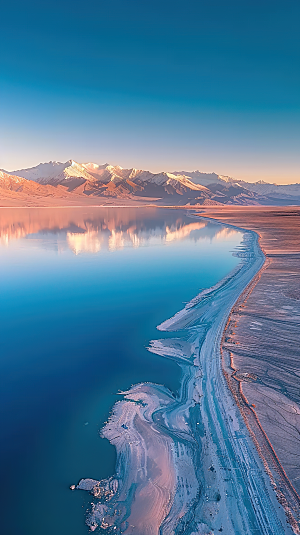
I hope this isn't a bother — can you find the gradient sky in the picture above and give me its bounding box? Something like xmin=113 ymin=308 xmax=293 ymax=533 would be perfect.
xmin=1 ymin=0 xmax=299 ymax=183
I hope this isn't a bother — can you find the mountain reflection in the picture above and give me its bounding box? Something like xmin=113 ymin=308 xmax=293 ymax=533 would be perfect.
xmin=0 ymin=207 xmax=237 ymax=254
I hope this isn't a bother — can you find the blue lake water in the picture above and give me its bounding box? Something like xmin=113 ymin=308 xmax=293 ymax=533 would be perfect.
xmin=0 ymin=207 xmax=242 ymax=535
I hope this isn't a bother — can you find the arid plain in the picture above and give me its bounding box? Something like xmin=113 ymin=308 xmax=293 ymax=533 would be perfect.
xmin=198 ymin=206 xmax=300 ymax=524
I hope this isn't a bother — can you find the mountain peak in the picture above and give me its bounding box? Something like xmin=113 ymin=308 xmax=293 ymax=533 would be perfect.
xmin=4 ymin=159 xmax=300 ymax=206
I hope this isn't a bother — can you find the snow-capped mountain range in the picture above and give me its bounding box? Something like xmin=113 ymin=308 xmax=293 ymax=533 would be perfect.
xmin=2 ymin=160 xmax=300 ymax=206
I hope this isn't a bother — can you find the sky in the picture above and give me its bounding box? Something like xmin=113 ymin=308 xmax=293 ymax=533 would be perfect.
xmin=1 ymin=0 xmax=299 ymax=183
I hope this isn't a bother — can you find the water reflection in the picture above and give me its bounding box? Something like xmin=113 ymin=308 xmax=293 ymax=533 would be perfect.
xmin=0 ymin=207 xmax=237 ymax=254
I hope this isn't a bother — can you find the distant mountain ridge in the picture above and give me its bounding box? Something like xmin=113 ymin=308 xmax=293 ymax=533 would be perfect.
xmin=0 ymin=169 xmax=73 ymax=197
xmin=2 ymin=160 xmax=300 ymax=206
xmin=172 ymin=169 xmax=300 ymax=202
xmin=6 ymin=160 xmax=220 ymax=204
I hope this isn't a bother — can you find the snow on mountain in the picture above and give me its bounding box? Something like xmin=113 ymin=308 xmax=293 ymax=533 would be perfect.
xmin=5 ymin=160 xmax=300 ymax=205
xmin=0 ymin=169 xmax=49 ymax=191
xmin=10 ymin=160 xmax=96 ymax=185
xmin=11 ymin=161 xmax=71 ymax=181
xmin=238 ymin=180 xmax=300 ymax=198
xmin=9 ymin=161 xmax=210 ymax=197
xmin=172 ymin=171 xmax=224 ymax=186
xmin=0 ymin=169 xmax=76 ymax=199
xmin=81 ymin=162 xmax=112 ymax=182
xmin=174 ymin=170 xmax=300 ymax=201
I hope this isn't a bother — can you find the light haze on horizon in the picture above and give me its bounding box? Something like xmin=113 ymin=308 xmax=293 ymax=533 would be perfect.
xmin=1 ymin=0 xmax=299 ymax=185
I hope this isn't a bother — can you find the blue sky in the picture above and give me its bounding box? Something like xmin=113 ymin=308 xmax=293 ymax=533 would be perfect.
xmin=1 ymin=0 xmax=299 ymax=183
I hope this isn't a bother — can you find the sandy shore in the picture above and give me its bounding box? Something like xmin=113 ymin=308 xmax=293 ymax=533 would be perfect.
xmin=197 ymin=206 xmax=300 ymax=531
xmin=77 ymin=210 xmax=297 ymax=534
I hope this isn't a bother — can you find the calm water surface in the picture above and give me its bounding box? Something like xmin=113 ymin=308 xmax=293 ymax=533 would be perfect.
xmin=0 ymin=207 xmax=242 ymax=535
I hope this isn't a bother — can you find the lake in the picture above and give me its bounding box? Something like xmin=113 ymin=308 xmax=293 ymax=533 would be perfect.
xmin=0 ymin=207 xmax=242 ymax=535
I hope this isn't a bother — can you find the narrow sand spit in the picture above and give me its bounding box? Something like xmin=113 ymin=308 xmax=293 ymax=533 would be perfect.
xmin=77 ymin=214 xmax=297 ymax=534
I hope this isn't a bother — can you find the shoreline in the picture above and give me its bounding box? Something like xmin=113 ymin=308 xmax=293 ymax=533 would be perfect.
xmin=197 ymin=215 xmax=299 ymax=532
xmin=76 ymin=213 xmax=296 ymax=534
xmin=197 ymin=207 xmax=300 ymax=527
xmin=221 ymin=250 xmax=300 ymax=525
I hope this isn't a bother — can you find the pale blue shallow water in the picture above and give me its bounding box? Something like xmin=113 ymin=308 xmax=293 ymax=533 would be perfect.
xmin=0 ymin=207 xmax=242 ymax=535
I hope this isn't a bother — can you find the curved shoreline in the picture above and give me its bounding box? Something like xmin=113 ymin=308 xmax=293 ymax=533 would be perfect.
xmin=197 ymin=215 xmax=299 ymax=532
xmin=221 ymin=254 xmax=300 ymax=528
xmin=76 ymin=218 xmax=297 ymax=534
